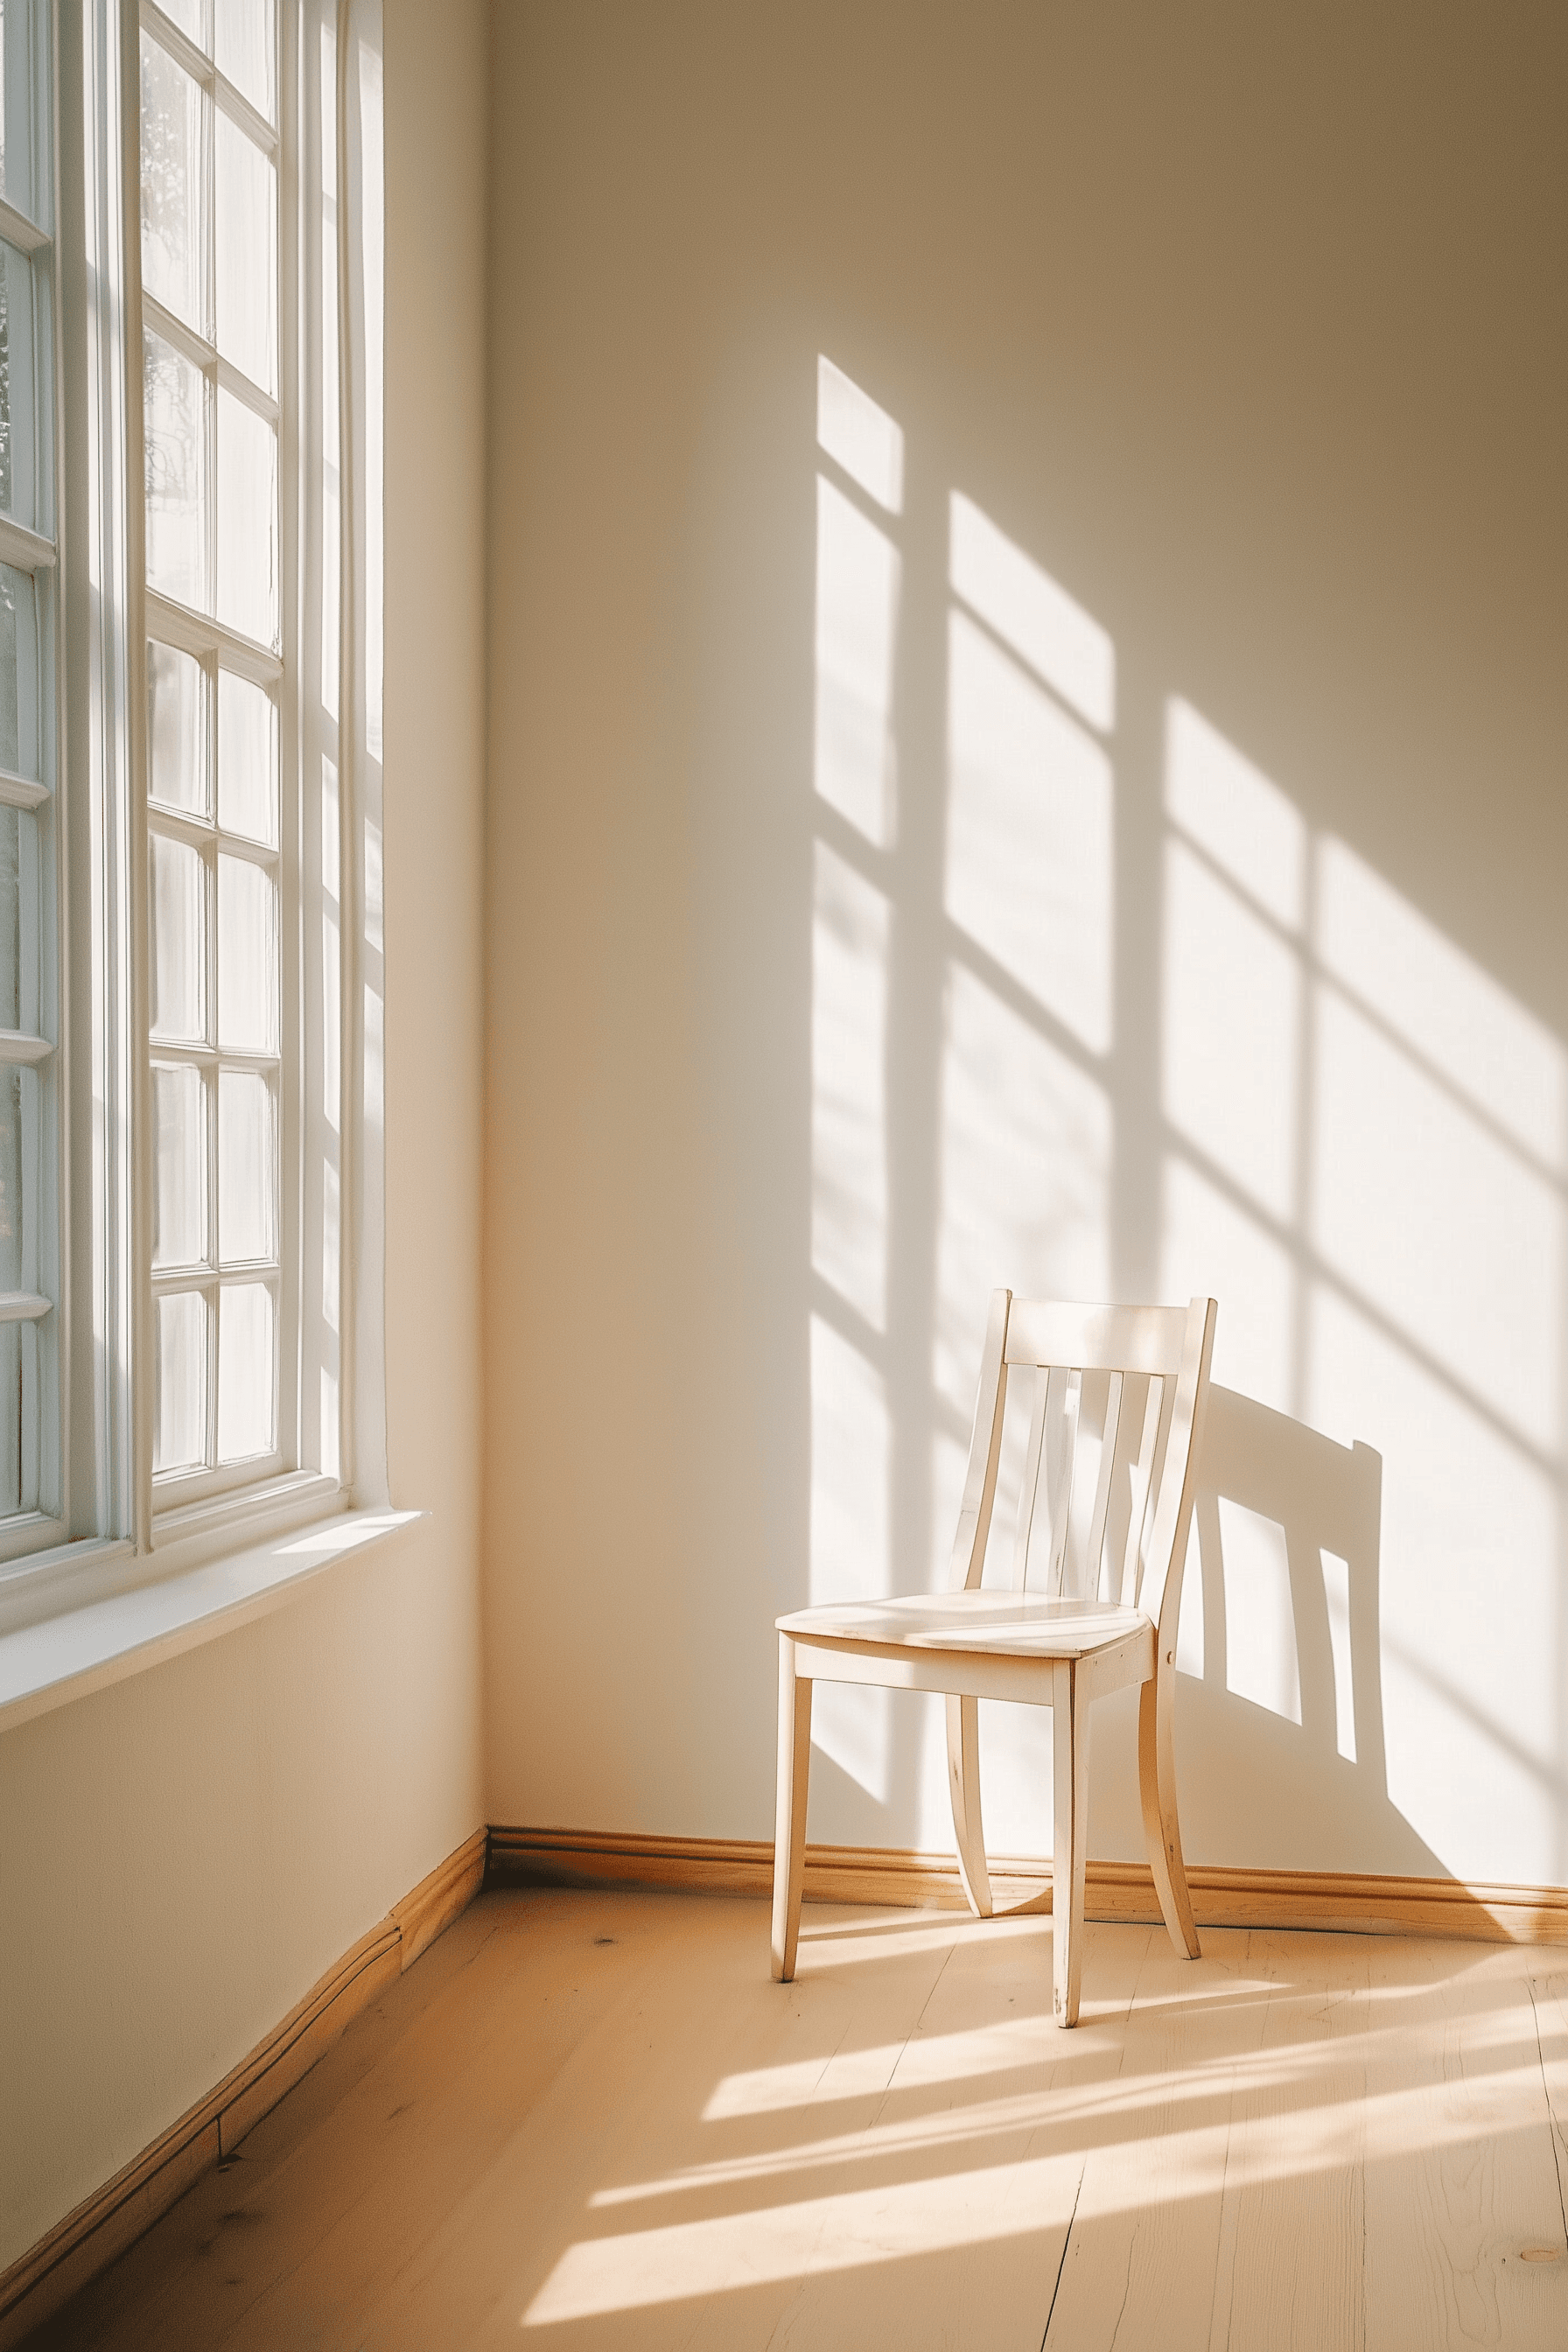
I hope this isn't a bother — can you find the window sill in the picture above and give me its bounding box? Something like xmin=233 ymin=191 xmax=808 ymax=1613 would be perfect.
xmin=0 ymin=1505 xmax=424 ymax=1734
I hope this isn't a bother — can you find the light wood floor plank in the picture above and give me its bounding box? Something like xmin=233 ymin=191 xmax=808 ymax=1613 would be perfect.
xmin=1524 ymin=1962 xmax=1568 ymax=2225
xmin=1362 ymin=1938 xmax=1568 ymax=2350
xmin=1207 ymin=1929 xmax=1369 ymax=2352
xmin=1042 ymin=1926 xmax=1275 ymax=2350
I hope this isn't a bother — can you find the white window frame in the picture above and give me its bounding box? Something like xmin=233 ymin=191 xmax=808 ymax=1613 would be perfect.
xmin=133 ymin=0 xmax=300 ymax=1521
xmin=0 ymin=0 xmax=386 ymax=1637
xmin=0 ymin=0 xmax=69 ymax=1571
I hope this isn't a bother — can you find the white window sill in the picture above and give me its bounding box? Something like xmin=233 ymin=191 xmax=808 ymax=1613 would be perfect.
xmin=0 ymin=1506 xmax=424 ymax=1734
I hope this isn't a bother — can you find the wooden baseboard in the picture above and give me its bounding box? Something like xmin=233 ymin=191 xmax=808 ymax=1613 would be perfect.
xmin=391 ymin=1828 xmax=489 ymax=1970
xmin=0 ymin=1826 xmax=486 ymax=2350
xmin=486 ymin=1824 xmax=1568 ymax=1948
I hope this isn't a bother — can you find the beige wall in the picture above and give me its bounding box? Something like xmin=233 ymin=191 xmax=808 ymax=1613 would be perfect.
xmin=0 ymin=0 xmax=489 ymax=2272
xmin=483 ymin=3 xmax=1568 ymax=1885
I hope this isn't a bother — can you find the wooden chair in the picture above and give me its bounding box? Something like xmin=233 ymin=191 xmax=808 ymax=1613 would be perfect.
xmin=772 ymin=1292 xmax=1218 ymax=2026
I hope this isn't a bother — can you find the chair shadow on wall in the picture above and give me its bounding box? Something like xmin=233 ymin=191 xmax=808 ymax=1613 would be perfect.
xmin=1167 ymin=1383 xmax=1444 ymax=1882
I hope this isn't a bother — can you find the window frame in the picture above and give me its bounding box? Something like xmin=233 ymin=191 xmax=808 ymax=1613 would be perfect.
xmin=131 ymin=0 xmax=301 ymax=1519
xmin=0 ymin=0 xmax=70 ymax=1570
xmin=0 ymin=0 xmax=385 ymax=1623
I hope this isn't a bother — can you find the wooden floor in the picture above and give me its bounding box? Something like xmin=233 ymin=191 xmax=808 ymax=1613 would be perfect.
xmin=29 ymin=1885 xmax=1568 ymax=2348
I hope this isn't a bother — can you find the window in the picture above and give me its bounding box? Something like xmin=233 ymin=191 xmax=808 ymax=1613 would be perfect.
xmin=0 ymin=0 xmax=63 ymax=1563
xmin=138 ymin=0 xmax=291 ymax=1504
xmin=0 ymin=0 xmax=383 ymax=1614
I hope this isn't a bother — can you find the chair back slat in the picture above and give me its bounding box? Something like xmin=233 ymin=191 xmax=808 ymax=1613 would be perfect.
xmin=1112 ymin=1373 xmax=1166 ymax=1606
xmin=1010 ymin=1365 xmax=1048 ymax=1590
xmin=1082 ymin=1370 xmax=1124 ymax=1598
xmin=948 ymin=1288 xmax=1013 ymax=1592
xmin=1044 ymin=1368 xmax=1079 ymax=1589
xmin=1096 ymin=1371 xmax=1147 ymax=1603
xmin=1013 ymin=1364 xmax=1078 ymax=1592
xmin=1139 ymin=1373 xmax=1180 ymax=1608
xmin=1053 ymin=1368 xmax=1114 ymax=1600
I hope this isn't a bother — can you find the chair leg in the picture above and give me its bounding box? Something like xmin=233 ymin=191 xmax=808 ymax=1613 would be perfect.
xmin=772 ymin=1635 xmax=813 ymax=1981
xmin=1051 ymin=1660 xmax=1090 ymax=2028
xmin=946 ymin=1693 xmax=993 ymax=1918
xmin=1138 ymin=1669 xmax=1200 ymax=1959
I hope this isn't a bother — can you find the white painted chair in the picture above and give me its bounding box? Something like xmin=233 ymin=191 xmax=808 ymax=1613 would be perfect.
xmin=772 ymin=1292 xmax=1218 ymax=2026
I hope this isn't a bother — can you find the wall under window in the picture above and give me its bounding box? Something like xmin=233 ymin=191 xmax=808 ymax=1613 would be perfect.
xmin=0 ymin=0 xmax=487 ymax=2273
xmin=481 ymin=1 xmax=1568 ymax=1887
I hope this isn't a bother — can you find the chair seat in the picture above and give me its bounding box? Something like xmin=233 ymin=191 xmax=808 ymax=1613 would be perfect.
xmin=776 ymin=1589 xmax=1151 ymax=1661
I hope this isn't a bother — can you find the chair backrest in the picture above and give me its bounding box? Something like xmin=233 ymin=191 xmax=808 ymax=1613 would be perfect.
xmin=948 ymin=1292 xmax=1218 ymax=1647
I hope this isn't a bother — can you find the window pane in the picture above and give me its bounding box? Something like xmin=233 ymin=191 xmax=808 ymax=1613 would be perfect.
xmin=0 ymin=564 xmax=11 ymax=777
xmin=152 ymin=1062 xmax=206 ymax=1270
xmin=215 ymin=0 xmax=274 ymax=122
xmin=0 ymin=239 xmax=37 ymax=523
xmin=144 ymin=331 xmax=209 ymax=613
xmin=148 ymin=641 xmax=208 ymax=816
xmin=149 ymin=832 xmax=207 ymax=1044
xmin=139 ymin=33 xmax=206 ymax=337
xmin=0 ymin=1320 xmax=18 ymax=1513
xmin=154 ymin=1289 xmax=207 ymax=1473
xmin=0 ymin=804 xmax=18 ymax=1033
xmin=219 ymin=1068 xmax=275 ymax=1264
xmin=217 ymin=1279 xmax=272 ymax=1460
xmin=0 ymin=0 xmax=36 ymax=219
xmin=217 ymin=671 xmax=276 ymax=844
xmin=0 ymin=239 xmax=16 ymax=515
xmin=0 ymin=1061 xmax=22 ymax=1292
xmin=160 ymin=0 xmax=208 ymax=52
xmin=215 ymin=115 xmax=275 ymax=396
xmin=217 ymin=853 xmax=276 ymax=1051
xmin=215 ymin=389 xmax=276 ymax=646
xmin=0 ymin=562 xmax=38 ymax=778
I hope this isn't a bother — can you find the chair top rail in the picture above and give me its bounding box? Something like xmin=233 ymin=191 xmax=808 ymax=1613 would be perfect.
xmin=1004 ymin=1299 xmax=1190 ymax=1377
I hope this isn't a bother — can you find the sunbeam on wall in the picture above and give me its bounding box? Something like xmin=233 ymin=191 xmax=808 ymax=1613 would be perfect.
xmin=805 ymin=355 xmax=1568 ymax=1881
xmin=809 ymin=360 xmax=901 ymax=1802
xmin=1158 ymin=689 xmax=1567 ymax=1874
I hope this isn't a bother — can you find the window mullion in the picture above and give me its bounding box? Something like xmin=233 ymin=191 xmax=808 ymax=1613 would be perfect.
xmin=144 ymin=587 xmax=282 ymax=682
xmin=0 ymin=514 xmax=57 ymax=570
xmin=139 ymin=287 xmax=212 ymax=374
xmin=138 ymin=0 xmax=213 ymax=100
xmin=0 ymin=769 xmax=50 ymax=812
xmin=214 ymin=68 xmax=276 ymax=159
xmin=0 ymin=192 xmax=49 ymax=255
